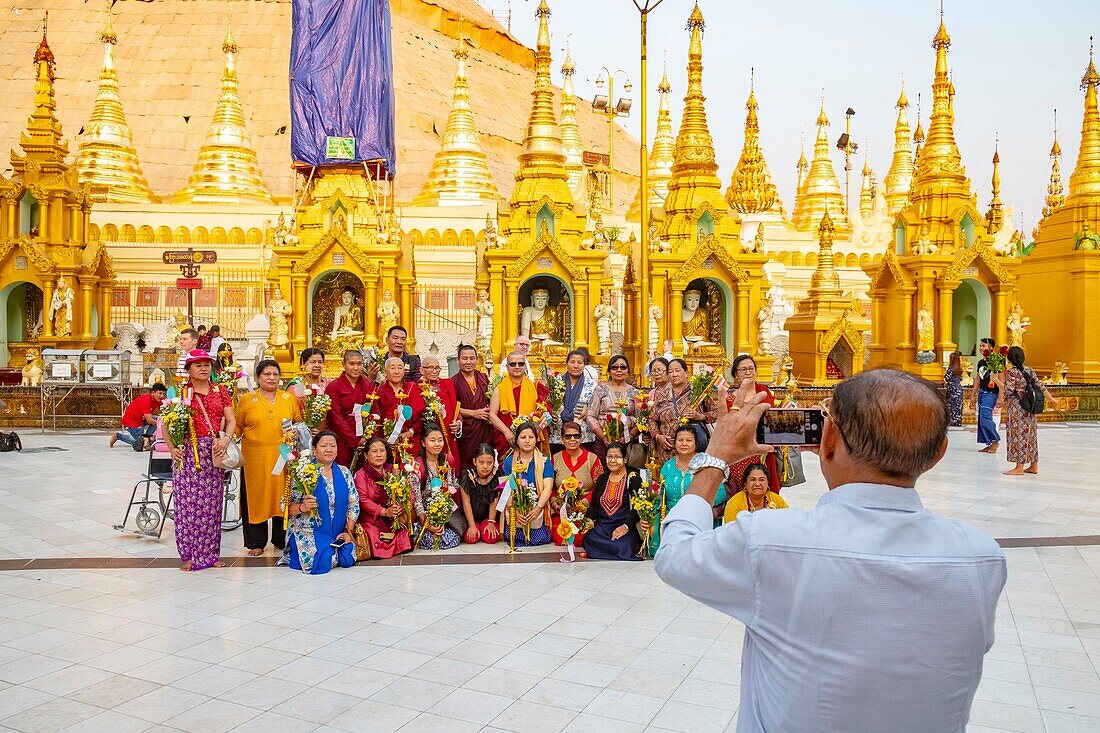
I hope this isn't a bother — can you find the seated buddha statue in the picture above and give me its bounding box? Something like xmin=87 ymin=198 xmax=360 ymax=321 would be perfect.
xmin=330 ymin=287 xmax=364 ymax=351
xmin=520 ymin=288 xmax=564 ymax=350
xmin=682 ymin=289 xmax=719 ymax=353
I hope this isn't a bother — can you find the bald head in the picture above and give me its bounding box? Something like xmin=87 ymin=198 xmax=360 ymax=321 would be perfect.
xmin=421 ymin=355 xmax=439 ymax=368
xmin=829 ymin=368 xmax=948 ymax=481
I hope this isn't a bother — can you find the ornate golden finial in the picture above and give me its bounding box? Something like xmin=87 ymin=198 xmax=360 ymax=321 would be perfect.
xmin=1066 ymin=36 xmax=1100 ymax=206
xmin=985 ymin=140 xmax=1003 ymax=235
xmin=12 ymin=11 xmax=68 ymax=173
xmin=726 ymin=67 xmax=781 ymax=214
xmin=666 ymin=2 xmax=721 ymax=197
xmin=34 ymin=12 xmax=55 ymax=80
xmin=172 ymin=22 xmax=273 ymax=204
xmin=808 ymin=212 xmax=841 ymax=297
xmin=859 ymin=155 xmax=876 ymax=219
xmin=883 ymin=81 xmax=914 ymax=215
xmin=791 ymin=98 xmax=850 ymax=234
xmin=795 ymin=129 xmax=809 ymax=193
xmin=514 ymin=0 xmax=569 ymax=192
xmin=1041 ymin=108 xmax=1065 ymax=220
xmin=558 ymin=41 xmax=585 ymax=193
xmin=911 ymin=11 xmax=969 ymax=201
xmin=413 ymin=24 xmax=499 ymax=206
xmin=628 ymin=63 xmax=675 ymax=219
xmin=75 ymin=6 xmax=156 ymax=203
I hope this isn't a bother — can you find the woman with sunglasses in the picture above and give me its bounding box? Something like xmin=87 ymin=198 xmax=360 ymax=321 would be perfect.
xmin=550 ymin=421 xmax=604 ymax=546
xmin=723 ymin=354 xmax=781 ymax=494
xmin=584 ymin=355 xmax=639 ymax=461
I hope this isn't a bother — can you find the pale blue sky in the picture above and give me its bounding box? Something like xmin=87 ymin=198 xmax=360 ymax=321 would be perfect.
xmin=502 ymin=0 xmax=1098 ymax=234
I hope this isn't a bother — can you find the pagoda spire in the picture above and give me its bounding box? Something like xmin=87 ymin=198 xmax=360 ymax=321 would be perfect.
xmin=985 ymin=142 xmax=1003 ymax=234
xmin=726 ymin=68 xmax=781 ymax=214
xmin=882 ymin=84 xmax=914 ymax=215
xmin=559 ymin=44 xmax=585 ymax=193
xmin=74 ymin=10 xmax=156 ymax=203
xmin=1066 ymin=37 xmax=1100 ymax=206
xmin=12 ymin=13 xmax=68 ymax=175
xmin=514 ymin=0 xmax=568 ymax=192
xmin=413 ymin=24 xmax=499 ymax=206
xmin=795 ymin=133 xmax=809 ymax=193
xmin=791 ymin=97 xmax=850 ymax=234
xmin=668 ymin=3 xmax=721 ymax=191
xmin=912 ymin=93 xmax=925 ymax=170
xmin=859 ymin=156 xmax=876 ymax=219
xmin=808 ymin=212 xmax=841 ymax=298
xmin=1042 ymin=110 xmax=1065 ymax=219
xmin=627 ymin=63 xmax=675 ymax=220
xmin=172 ymin=23 xmax=273 ymax=205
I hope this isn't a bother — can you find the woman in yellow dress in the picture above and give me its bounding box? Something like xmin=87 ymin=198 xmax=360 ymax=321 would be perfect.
xmin=235 ymin=359 xmax=303 ymax=556
xmin=722 ymin=462 xmax=788 ymax=523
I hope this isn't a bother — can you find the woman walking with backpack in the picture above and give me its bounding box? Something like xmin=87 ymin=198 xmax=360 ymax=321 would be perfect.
xmin=1002 ymin=346 xmax=1055 ymax=476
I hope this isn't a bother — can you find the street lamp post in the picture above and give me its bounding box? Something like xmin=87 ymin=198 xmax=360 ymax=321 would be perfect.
xmin=592 ymin=69 xmax=632 ymax=211
xmin=630 ymin=0 xmax=664 ymax=362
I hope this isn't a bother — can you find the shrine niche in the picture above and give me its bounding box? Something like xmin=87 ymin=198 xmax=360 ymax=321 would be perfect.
xmin=311 ymin=271 xmax=364 ymax=353
xmin=518 ymin=275 xmax=572 ymax=355
xmin=0 ymin=281 xmax=44 ymax=367
xmin=680 ymin=277 xmax=727 ymax=355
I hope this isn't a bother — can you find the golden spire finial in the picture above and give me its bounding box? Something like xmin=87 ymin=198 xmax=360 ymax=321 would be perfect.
xmin=986 ymin=139 xmax=1003 ymax=234
xmin=911 ymin=10 xmax=968 ymax=203
xmin=1067 ymin=36 xmax=1100 ymax=206
xmin=414 ymin=21 xmax=499 ymax=206
xmin=1042 ymin=108 xmax=1065 ymax=220
xmin=726 ymin=68 xmax=781 ymax=214
xmin=629 ymin=62 xmax=676 ymax=219
xmin=172 ymin=22 xmax=273 ymax=204
xmin=667 ymin=1 xmax=721 ymax=192
xmin=12 ymin=10 xmax=68 ymax=174
xmin=34 ymin=12 xmax=55 ymax=80
xmin=513 ymin=0 xmax=569 ymax=192
xmin=883 ymin=80 xmax=914 ymax=214
xmin=792 ymin=96 xmax=850 ymax=233
xmin=795 ymin=128 xmax=809 ymax=192
xmin=74 ymin=5 xmax=156 ymax=203
xmin=558 ymin=37 xmax=585 ymax=192
xmin=859 ymin=152 xmax=876 ymax=220
xmin=808 ymin=212 xmax=841 ymax=297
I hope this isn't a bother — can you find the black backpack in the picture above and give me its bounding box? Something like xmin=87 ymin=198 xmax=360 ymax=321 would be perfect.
xmin=0 ymin=432 xmax=21 ymax=452
xmin=1019 ymin=370 xmax=1045 ymax=415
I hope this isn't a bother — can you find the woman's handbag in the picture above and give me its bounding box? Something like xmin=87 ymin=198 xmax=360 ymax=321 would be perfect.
xmin=778 ymin=446 xmax=806 ymax=487
xmin=624 ymin=439 xmax=648 ymax=470
xmin=687 ymin=420 xmax=711 ymax=453
xmin=352 ymin=524 xmax=373 ymax=562
xmin=194 ymin=391 xmax=245 ymax=470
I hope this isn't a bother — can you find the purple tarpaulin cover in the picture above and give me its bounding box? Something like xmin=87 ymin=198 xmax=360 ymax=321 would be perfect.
xmin=290 ymin=0 xmax=396 ymax=174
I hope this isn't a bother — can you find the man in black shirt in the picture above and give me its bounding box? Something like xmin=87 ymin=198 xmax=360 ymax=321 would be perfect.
xmin=968 ymin=337 xmax=1002 ymax=452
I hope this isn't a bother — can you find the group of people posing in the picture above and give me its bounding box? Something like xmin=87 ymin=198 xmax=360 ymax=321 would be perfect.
xmin=163 ymin=324 xmax=790 ymax=572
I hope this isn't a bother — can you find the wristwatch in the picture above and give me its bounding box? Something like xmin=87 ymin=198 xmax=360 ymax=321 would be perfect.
xmin=688 ymin=452 xmax=730 ymax=482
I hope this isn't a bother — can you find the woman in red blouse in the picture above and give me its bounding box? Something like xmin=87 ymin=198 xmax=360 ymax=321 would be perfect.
xmin=167 ymin=350 xmax=236 ymax=571
xmin=723 ymin=355 xmax=781 ymax=494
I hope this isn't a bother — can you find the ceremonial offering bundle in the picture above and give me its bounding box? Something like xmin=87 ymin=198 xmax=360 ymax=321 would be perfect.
xmin=510 ymin=473 xmax=539 ymax=545
xmin=301 ymin=383 xmax=332 ymax=429
xmin=634 ymin=391 xmax=654 ymax=434
xmin=291 ymin=452 xmax=320 ymax=522
xmin=380 ymin=469 xmax=413 ymax=532
xmin=688 ymin=368 xmax=720 ymax=410
xmin=421 ymin=485 xmax=456 ymax=550
xmin=630 ymin=472 xmax=663 ymax=558
xmin=986 ymin=346 xmax=1008 ymax=373
xmin=159 ymin=388 xmax=197 ymax=464
xmin=541 ymin=365 xmax=565 ymax=414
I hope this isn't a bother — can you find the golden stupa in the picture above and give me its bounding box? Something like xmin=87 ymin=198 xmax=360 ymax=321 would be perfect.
xmin=558 ymin=48 xmax=586 ymax=196
xmin=627 ymin=66 xmax=675 ymax=222
xmin=791 ymin=99 xmax=851 ymax=235
xmin=725 ymin=71 xmax=782 ymax=216
xmin=881 ymin=86 xmax=914 ymax=215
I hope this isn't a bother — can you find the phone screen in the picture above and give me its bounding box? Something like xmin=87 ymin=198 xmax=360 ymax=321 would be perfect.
xmin=757 ymin=408 xmax=824 ymax=446
xmin=330 ymin=538 xmax=348 ymax=549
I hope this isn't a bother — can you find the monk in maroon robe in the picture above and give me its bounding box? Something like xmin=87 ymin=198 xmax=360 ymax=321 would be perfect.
xmin=373 ymin=357 xmax=427 ymax=457
xmin=419 ymin=355 xmax=461 ymax=471
xmin=451 ymin=345 xmax=494 ymax=469
xmin=325 ymin=350 xmax=375 ymax=467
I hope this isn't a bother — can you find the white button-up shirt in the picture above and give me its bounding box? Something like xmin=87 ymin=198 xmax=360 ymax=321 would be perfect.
xmin=655 ymin=483 xmax=1006 ymax=733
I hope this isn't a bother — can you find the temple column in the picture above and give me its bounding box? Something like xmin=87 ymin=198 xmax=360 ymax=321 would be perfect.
xmin=670 ymin=286 xmax=684 ymax=356
xmin=992 ymin=285 xmax=1010 ymax=347
xmin=364 ymin=276 xmax=379 ymax=348
xmin=623 ymin=280 xmax=637 ymax=364
xmin=937 ymin=282 xmax=956 ymax=354
xmin=899 ymin=287 xmax=915 ymax=349
xmin=574 ymin=278 xmax=589 ymax=349
xmin=398 ymin=272 xmax=416 ymax=352
xmin=650 ymin=272 xmax=667 ymax=353
xmin=80 ymin=279 xmax=94 ymax=340
xmin=292 ymin=275 xmax=308 ymax=346
xmin=50 ymin=193 xmax=65 ymax=244
xmin=99 ymin=282 xmax=112 ymax=346
xmin=504 ymin=279 xmax=519 ymax=348
xmin=2 ymin=197 xmax=13 ymax=238
xmin=42 ymin=278 xmax=55 ymax=338
xmin=38 ymin=198 xmax=49 ymax=240
xmin=489 ymin=266 xmax=505 ymax=359
xmin=735 ymin=284 xmax=750 ymax=355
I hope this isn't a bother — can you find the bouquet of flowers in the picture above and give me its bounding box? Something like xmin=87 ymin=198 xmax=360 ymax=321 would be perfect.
xmin=361 ymin=346 xmax=387 ymax=374
xmin=159 ymin=394 xmax=195 ymax=464
xmin=509 ymin=468 xmax=539 ymax=546
xmin=291 ymin=452 xmax=321 ymax=522
xmin=420 ymin=485 xmax=456 ymax=550
xmin=634 ymin=390 xmax=654 ymax=434
xmin=301 ymin=383 xmax=332 ymax=429
xmin=541 ymin=365 xmax=565 ymax=414
xmin=603 ymin=411 xmax=626 ymax=443
xmin=380 ymin=469 xmax=413 ymax=533
xmin=986 ymin=346 xmax=1008 ymax=374
xmin=688 ymin=367 xmax=719 ymax=410
xmin=420 ymin=383 xmax=448 ymax=428
xmin=487 ymin=371 xmax=506 ymax=397
xmin=629 ymin=473 xmax=663 ymax=559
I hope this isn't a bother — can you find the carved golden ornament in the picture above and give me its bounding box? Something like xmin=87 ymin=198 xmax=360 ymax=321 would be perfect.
xmin=818 ymin=314 xmax=865 ymax=361
xmin=292 ymin=228 xmax=380 ymax=276
xmin=867 ymin=249 xmax=912 ymax=291
xmin=941 ymin=240 xmax=1012 ymax=284
xmin=670 ymin=237 xmax=749 ymax=286
xmin=1 ymin=237 xmax=56 ymax=274
xmin=726 ymin=81 xmax=780 ymax=214
xmin=504 ymin=231 xmax=582 ymax=280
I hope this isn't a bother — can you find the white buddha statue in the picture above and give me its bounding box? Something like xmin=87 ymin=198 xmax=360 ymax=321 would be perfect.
xmin=520 ymin=288 xmax=563 ymax=346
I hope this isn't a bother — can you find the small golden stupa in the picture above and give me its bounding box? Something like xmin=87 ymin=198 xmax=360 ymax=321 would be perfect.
xmin=791 ymin=99 xmax=850 ymax=235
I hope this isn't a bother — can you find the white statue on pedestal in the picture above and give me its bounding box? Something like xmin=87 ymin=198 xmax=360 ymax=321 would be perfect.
xmin=475 ymin=289 xmax=494 ymax=352
xmin=758 ymin=284 xmax=794 ymax=356
xmin=520 ymin=288 xmax=563 ymax=346
xmin=648 ymin=305 xmax=663 ymax=351
xmin=49 ymin=275 xmax=74 ymax=338
xmin=593 ymin=290 xmax=617 ymax=356
xmin=268 ymin=287 xmax=291 ymax=348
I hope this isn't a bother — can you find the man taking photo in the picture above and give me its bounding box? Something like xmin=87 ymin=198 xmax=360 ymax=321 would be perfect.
xmin=655 ymin=369 xmax=1006 ymax=733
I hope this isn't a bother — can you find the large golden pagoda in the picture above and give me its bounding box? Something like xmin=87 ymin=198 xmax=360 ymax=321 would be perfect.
xmin=0 ymin=22 xmax=115 ymax=365
xmin=867 ymin=12 xmax=1017 ymax=377
xmin=559 ymin=48 xmax=586 ymax=196
xmin=479 ymin=0 xmax=608 ymax=363
xmin=725 ymin=71 xmax=782 ymax=215
xmin=627 ymin=66 xmax=675 ymax=221
xmin=647 ymin=3 xmax=768 ymax=370
xmin=413 ymin=28 xmax=500 ymax=206
xmin=72 ymin=12 xmax=155 ymax=204
xmin=791 ymin=100 xmax=850 ymax=235
xmin=172 ymin=25 xmax=274 ymax=205
xmin=881 ymin=86 xmax=914 ymax=216
xmin=1018 ymin=42 xmax=1100 ymax=381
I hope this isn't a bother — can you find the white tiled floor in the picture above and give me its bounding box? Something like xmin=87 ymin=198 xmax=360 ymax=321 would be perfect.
xmin=0 ymin=427 xmax=1097 ymax=731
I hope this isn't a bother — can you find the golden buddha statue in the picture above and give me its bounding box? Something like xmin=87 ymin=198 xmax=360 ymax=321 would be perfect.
xmin=917 ymin=300 xmax=935 ymax=353
xmin=521 ymin=288 xmax=564 ymax=348
xmin=330 ymin=287 xmax=364 ymax=351
xmin=681 ymin=289 xmax=718 ymax=353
